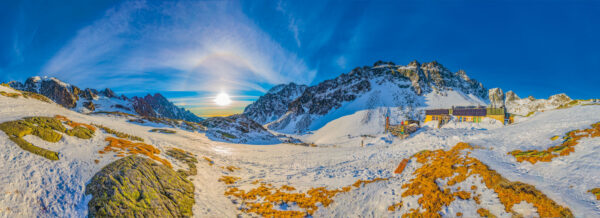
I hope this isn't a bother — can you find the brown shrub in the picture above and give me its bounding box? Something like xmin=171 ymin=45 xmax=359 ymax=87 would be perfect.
xmin=400 ymin=142 xmax=573 ymax=218
xmin=589 ymin=188 xmax=600 ymax=200
xmin=223 ymin=177 xmax=389 ymax=216
xmin=100 ymin=137 xmax=171 ymax=168
xmin=394 ymin=158 xmax=409 ymax=174
xmin=508 ymin=121 xmax=600 ymax=164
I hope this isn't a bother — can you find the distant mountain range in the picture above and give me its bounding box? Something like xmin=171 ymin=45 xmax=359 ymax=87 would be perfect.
xmin=243 ymin=60 xmax=574 ymax=133
xmin=8 ymin=76 xmax=202 ymax=122
xmin=4 ymin=60 xmax=576 ymax=138
xmin=244 ymin=60 xmax=490 ymax=133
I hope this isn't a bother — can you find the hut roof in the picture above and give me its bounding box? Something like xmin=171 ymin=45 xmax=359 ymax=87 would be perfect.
xmin=452 ymin=108 xmax=486 ymax=116
xmin=425 ymin=109 xmax=449 ymax=115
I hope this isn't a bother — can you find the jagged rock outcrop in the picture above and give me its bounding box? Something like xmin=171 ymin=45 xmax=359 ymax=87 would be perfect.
xmin=132 ymin=93 xmax=202 ymax=122
xmin=85 ymin=156 xmax=195 ymax=217
xmin=201 ymin=114 xmax=280 ymax=144
xmin=100 ymin=88 xmax=117 ymax=98
xmin=79 ymin=88 xmax=97 ymax=101
xmin=8 ymin=76 xmax=202 ymax=123
xmin=489 ymin=88 xmax=505 ymax=108
xmin=263 ymin=60 xmax=488 ymax=133
xmin=9 ymin=76 xmax=80 ymax=108
xmin=83 ymin=101 xmax=95 ymax=111
xmin=489 ymin=88 xmax=572 ymax=116
xmin=505 ymin=90 xmax=520 ymax=102
xmin=243 ymin=83 xmax=307 ymax=124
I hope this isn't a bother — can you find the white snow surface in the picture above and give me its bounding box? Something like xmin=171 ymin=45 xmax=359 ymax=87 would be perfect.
xmin=1 ymin=85 xmax=600 ymax=217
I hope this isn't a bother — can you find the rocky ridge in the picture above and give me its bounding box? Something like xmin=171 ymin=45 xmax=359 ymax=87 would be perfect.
xmin=242 ymin=83 xmax=307 ymax=124
xmin=245 ymin=60 xmax=488 ymax=133
xmin=487 ymin=87 xmax=572 ymax=116
xmin=201 ymin=114 xmax=281 ymax=144
xmin=8 ymin=76 xmax=202 ymax=122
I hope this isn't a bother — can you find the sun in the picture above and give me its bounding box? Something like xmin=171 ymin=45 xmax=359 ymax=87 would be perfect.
xmin=214 ymin=92 xmax=232 ymax=106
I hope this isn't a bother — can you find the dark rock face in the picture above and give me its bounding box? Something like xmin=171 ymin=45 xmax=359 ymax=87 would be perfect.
xmin=85 ymin=156 xmax=195 ymax=217
xmin=100 ymin=88 xmax=117 ymax=98
xmin=201 ymin=114 xmax=280 ymax=144
xmin=83 ymin=101 xmax=95 ymax=111
xmin=132 ymin=93 xmax=202 ymax=122
xmin=242 ymin=83 xmax=307 ymax=124
xmin=79 ymin=88 xmax=97 ymax=101
xmin=10 ymin=77 xmax=80 ymax=108
xmin=9 ymin=76 xmax=202 ymax=123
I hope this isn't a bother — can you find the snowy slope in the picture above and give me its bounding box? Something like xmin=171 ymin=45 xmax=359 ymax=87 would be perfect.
xmin=255 ymin=60 xmax=489 ymax=134
xmin=2 ymin=84 xmax=600 ymax=217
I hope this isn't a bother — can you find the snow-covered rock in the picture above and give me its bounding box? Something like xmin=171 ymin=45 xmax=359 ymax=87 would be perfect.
xmin=489 ymin=88 xmax=572 ymax=116
xmin=243 ymin=83 xmax=307 ymax=124
xmin=201 ymin=114 xmax=280 ymax=144
xmin=489 ymin=88 xmax=505 ymax=108
xmin=264 ymin=60 xmax=488 ymax=133
xmin=8 ymin=76 xmax=202 ymax=122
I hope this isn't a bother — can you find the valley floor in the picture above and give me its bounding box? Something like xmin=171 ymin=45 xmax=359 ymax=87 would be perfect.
xmin=1 ymin=89 xmax=600 ymax=217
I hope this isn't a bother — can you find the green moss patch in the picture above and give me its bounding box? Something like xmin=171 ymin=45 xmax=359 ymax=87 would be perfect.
xmin=166 ymin=148 xmax=198 ymax=177
xmin=150 ymin=128 xmax=176 ymax=134
xmin=0 ymin=117 xmax=67 ymax=160
xmin=94 ymin=124 xmax=144 ymax=142
xmin=86 ymin=156 xmax=195 ymax=217
xmin=217 ymin=130 xmax=237 ymax=139
xmin=66 ymin=126 xmax=95 ymax=139
xmin=0 ymin=91 xmax=21 ymax=98
xmin=0 ymin=116 xmax=97 ymax=160
xmin=20 ymin=91 xmax=53 ymax=103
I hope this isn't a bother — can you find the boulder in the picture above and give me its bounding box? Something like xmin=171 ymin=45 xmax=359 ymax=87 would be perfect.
xmin=85 ymin=156 xmax=195 ymax=217
xmin=83 ymin=101 xmax=95 ymax=111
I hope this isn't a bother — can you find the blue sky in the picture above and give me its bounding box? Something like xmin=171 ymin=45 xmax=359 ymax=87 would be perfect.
xmin=1 ymin=0 xmax=599 ymax=117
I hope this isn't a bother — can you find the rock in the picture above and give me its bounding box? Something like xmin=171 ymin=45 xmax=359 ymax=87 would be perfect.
xmin=265 ymin=60 xmax=488 ymax=133
xmin=79 ymin=88 xmax=97 ymax=101
xmin=202 ymin=114 xmax=280 ymax=144
xmin=503 ymin=90 xmax=572 ymax=116
xmin=243 ymin=83 xmax=307 ymax=124
xmin=132 ymin=93 xmax=202 ymax=122
xmin=488 ymin=88 xmax=505 ymax=108
xmin=9 ymin=76 xmax=201 ymax=123
xmin=505 ymin=90 xmax=520 ymax=102
xmin=9 ymin=76 xmax=79 ymax=108
xmin=83 ymin=101 xmax=95 ymax=111
xmin=101 ymin=88 xmax=117 ymax=98
xmin=85 ymin=156 xmax=195 ymax=217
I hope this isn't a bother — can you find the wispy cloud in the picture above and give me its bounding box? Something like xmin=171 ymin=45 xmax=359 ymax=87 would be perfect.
xmin=41 ymin=0 xmax=316 ymax=115
xmin=276 ymin=0 xmax=302 ymax=47
xmin=42 ymin=0 xmax=315 ymax=95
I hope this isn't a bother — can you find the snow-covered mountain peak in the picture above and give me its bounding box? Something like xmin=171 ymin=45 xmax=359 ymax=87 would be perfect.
xmin=246 ymin=60 xmax=489 ymax=133
xmin=8 ymin=76 xmax=202 ymax=122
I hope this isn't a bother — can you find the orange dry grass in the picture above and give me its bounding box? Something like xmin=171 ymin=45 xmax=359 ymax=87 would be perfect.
xmin=223 ymin=177 xmax=388 ymax=216
xmin=589 ymin=188 xmax=600 ymax=200
xmin=477 ymin=208 xmax=496 ymax=218
xmin=509 ymin=122 xmax=600 ymax=164
xmin=219 ymin=176 xmax=241 ymax=184
xmin=54 ymin=115 xmax=96 ymax=131
xmin=203 ymin=156 xmax=214 ymax=166
xmin=394 ymin=158 xmax=409 ymax=174
xmin=400 ymin=142 xmax=573 ymax=218
xmin=388 ymin=202 xmax=402 ymax=211
xmin=100 ymin=137 xmax=171 ymax=168
xmin=225 ymin=165 xmax=240 ymax=172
